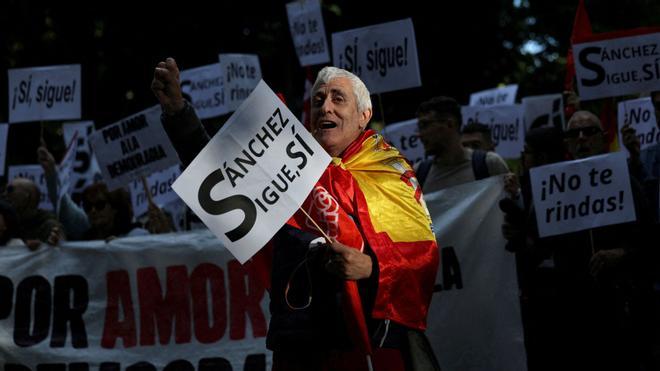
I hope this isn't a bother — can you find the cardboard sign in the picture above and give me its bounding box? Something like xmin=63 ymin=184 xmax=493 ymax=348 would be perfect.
xmin=331 ymin=18 xmax=421 ymax=94
xmin=62 ymin=121 xmax=101 ymax=196
xmin=218 ymin=54 xmax=262 ymax=113
xmin=90 ymin=106 xmax=180 ymax=191
xmin=469 ymin=85 xmax=518 ymax=107
xmin=286 ymin=0 xmax=330 ymax=66
xmin=381 ymin=119 xmax=425 ymax=164
xmin=530 ymin=152 xmax=636 ymax=237
xmin=617 ymin=97 xmax=659 ymax=155
xmin=8 ymin=64 xmax=81 ymax=123
xmin=180 ymin=63 xmax=228 ymax=119
xmin=461 ymin=104 xmax=524 ymax=159
xmin=172 ymin=81 xmax=331 ymax=263
xmin=521 ymin=93 xmax=565 ymax=132
xmin=574 ymin=32 xmax=660 ymax=100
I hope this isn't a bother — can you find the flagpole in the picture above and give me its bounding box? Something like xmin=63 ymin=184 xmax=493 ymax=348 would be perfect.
xmin=297 ymin=206 xmax=331 ymax=241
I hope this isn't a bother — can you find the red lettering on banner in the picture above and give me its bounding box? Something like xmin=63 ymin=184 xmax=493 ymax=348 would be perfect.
xmin=191 ymin=263 xmax=227 ymax=343
xmin=101 ymin=270 xmax=137 ymax=348
xmin=137 ymin=265 xmax=191 ymax=345
xmin=228 ymin=260 xmax=267 ymax=340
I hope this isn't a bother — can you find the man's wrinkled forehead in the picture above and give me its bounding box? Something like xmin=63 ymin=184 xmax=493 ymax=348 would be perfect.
xmin=568 ymin=113 xmax=601 ymax=129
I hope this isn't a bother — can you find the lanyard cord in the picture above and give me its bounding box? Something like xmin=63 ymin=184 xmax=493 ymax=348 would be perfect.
xmin=284 ymin=248 xmax=314 ymax=310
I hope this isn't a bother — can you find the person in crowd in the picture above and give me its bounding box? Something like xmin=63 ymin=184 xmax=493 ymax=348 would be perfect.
xmin=37 ymin=144 xmax=91 ymax=240
xmin=80 ymin=183 xmax=149 ymax=241
xmin=152 ymin=57 xmax=440 ymax=371
xmin=1 ymin=177 xmax=63 ymax=248
xmin=504 ymin=110 xmax=656 ymax=370
xmin=500 ymin=126 xmax=567 ymax=371
xmin=37 ymin=144 xmax=174 ymax=241
xmin=414 ymin=96 xmax=509 ymax=192
xmin=460 ymin=122 xmax=495 ymax=151
xmin=0 ymin=199 xmax=22 ymax=246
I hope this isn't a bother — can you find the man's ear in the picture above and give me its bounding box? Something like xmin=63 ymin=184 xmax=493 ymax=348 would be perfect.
xmin=359 ymin=108 xmax=372 ymax=129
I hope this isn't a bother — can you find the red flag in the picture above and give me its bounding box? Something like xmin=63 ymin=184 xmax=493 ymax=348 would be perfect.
xmin=301 ymin=66 xmax=314 ymax=130
xmin=564 ymin=0 xmax=593 ymax=92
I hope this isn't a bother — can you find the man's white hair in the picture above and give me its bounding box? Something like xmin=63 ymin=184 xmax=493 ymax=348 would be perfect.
xmin=312 ymin=66 xmax=372 ymax=113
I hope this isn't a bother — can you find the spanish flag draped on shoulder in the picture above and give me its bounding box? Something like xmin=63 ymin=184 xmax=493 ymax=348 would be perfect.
xmin=291 ymin=129 xmax=439 ymax=330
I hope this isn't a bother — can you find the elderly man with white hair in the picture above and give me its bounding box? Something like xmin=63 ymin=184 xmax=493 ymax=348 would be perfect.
xmin=152 ymin=58 xmax=440 ymax=371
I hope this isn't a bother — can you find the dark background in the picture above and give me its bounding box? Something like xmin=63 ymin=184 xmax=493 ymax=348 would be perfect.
xmin=2 ymin=0 xmax=660 ymax=165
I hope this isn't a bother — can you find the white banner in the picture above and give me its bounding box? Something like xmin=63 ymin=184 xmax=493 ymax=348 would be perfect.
xmin=62 ymin=121 xmax=102 ymax=197
xmin=8 ymin=64 xmax=81 ymax=123
xmin=172 ymin=81 xmax=331 ymax=264
xmin=530 ymin=152 xmax=636 ymax=238
xmin=381 ymin=119 xmax=425 ymax=164
xmin=90 ymin=106 xmax=180 ymax=191
xmin=180 ymin=63 xmax=228 ymax=119
xmin=130 ymin=164 xmax=182 ymax=217
xmin=461 ymin=104 xmax=524 ymax=159
xmin=425 ymin=176 xmax=527 ymax=371
xmin=469 ymin=84 xmax=518 ymax=107
xmin=521 ymin=93 xmax=565 ymax=132
xmin=7 ymin=165 xmax=53 ymax=211
xmin=331 ymin=18 xmax=421 ymax=94
xmin=218 ymin=54 xmax=262 ymax=113
xmin=0 ymin=123 xmax=7 ymax=176
xmin=617 ymin=97 xmax=659 ymax=155
xmin=286 ymin=0 xmax=330 ymax=66
xmin=574 ymin=32 xmax=660 ymax=100
xmin=0 ymin=230 xmax=271 ymax=370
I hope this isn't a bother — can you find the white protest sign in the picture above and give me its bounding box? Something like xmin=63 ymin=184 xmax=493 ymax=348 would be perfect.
xmin=130 ymin=164 xmax=181 ymax=217
xmin=381 ymin=119 xmax=425 ymax=164
xmin=90 ymin=105 xmax=180 ymax=191
xmin=574 ymin=32 xmax=660 ymax=100
xmin=218 ymin=54 xmax=262 ymax=113
xmin=7 ymin=165 xmax=53 ymax=211
xmin=180 ymin=63 xmax=227 ymax=119
xmin=332 ymin=18 xmax=421 ymax=94
xmin=617 ymin=97 xmax=659 ymax=155
xmin=530 ymin=152 xmax=635 ymax=238
xmin=62 ymin=121 xmax=102 ymax=197
xmin=172 ymin=81 xmax=331 ymax=264
xmin=58 ymin=132 xmax=78 ymax=199
xmin=0 ymin=123 xmax=7 ymax=176
xmin=469 ymin=84 xmax=518 ymax=107
xmin=461 ymin=104 xmax=524 ymax=159
xmin=8 ymin=64 xmax=81 ymax=123
xmin=286 ymin=0 xmax=330 ymax=66
xmin=521 ymin=93 xmax=565 ymax=132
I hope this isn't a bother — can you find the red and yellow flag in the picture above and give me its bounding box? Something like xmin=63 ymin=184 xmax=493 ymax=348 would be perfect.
xmin=293 ymin=130 xmax=439 ymax=330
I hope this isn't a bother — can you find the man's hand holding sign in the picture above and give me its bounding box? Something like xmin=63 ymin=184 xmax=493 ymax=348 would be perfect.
xmin=153 ymin=58 xmax=439 ymax=371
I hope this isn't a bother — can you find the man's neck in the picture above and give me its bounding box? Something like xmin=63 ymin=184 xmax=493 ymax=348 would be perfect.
xmin=434 ymin=142 xmax=467 ymax=166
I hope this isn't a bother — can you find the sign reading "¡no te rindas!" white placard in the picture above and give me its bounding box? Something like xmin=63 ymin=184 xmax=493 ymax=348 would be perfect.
xmin=530 ymin=152 xmax=636 ymax=238
xmin=172 ymin=80 xmax=331 ymax=264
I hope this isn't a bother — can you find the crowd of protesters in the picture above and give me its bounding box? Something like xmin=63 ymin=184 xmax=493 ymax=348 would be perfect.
xmin=1 ymin=72 xmax=659 ymax=370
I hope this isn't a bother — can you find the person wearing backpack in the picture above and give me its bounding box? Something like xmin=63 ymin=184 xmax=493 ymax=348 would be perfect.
xmin=414 ymin=96 xmax=509 ymax=191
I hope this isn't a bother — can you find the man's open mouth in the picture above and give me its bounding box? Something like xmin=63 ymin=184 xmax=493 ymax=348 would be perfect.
xmin=320 ymin=121 xmax=337 ymax=129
